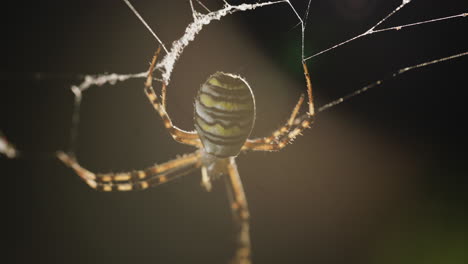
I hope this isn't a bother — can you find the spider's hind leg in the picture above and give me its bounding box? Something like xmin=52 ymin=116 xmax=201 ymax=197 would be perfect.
xmin=57 ymin=150 xmax=202 ymax=191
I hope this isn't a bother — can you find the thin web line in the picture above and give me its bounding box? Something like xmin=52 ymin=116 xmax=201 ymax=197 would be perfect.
xmin=1 ymin=1 xmax=465 ymax=160
xmin=304 ymin=0 xmax=412 ymax=61
xmin=5 ymin=0 xmax=460 ymax=158
xmin=63 ymin=0 xmax=292 ymax=155
xmin=304 ymin=2 xmax=467 ymax=61
xmin=303 ymin=0 xmax=312 ymax=28
xmin=368 ymin=0 xmax=411 ymax=33
xmin=122 ymin=0 xmax=169 ymax=54
xmin=195 ymin=0 xmax=212 ymax=13
xmin=284 ymin=1 xmax=305 ymax=59
xmin=317 ymin=51 xmax=468 ymax=113
xmin=372 ymin=12 xmax=468 ymax=34
xmin=69 ymin=1 xmax=465 ymax=92
xmin=151 ymin=0 xmax=290 ymax=82
xmin=0 ymin=72 xmax=85 ymax=81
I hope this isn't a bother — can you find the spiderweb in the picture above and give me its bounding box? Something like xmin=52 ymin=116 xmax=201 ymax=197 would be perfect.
xmin=0 ymin=0 xmax=467 ymax=158
xmin=1 ymin=2 xmax=467 ymax=264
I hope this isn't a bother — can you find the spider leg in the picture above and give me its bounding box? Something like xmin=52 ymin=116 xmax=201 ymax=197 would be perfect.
xmin=0 ymin=131 xmax=18 ymax=158
xmin=243 ymin=62 xmax=315 ymax=151
xmin=224 ymin=158 xmax=251 ymax=264
xmin=57 ymin=151 xmax=202 ymax=191
xmin=144 ymin=47 xmax=201 ymax=147
xmin=242 ymin=94 xmax=304 ymax=149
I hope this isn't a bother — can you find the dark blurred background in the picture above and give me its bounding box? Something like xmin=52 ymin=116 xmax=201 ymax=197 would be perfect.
xmin=1 ymin=0 xmax=467 ymax=263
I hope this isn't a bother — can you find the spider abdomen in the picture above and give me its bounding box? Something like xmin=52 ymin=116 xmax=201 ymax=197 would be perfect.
xmin=194 ymin=72 xmax=255 ymax=158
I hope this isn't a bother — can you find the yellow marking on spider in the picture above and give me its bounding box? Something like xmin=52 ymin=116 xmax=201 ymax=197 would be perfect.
xmin=86 ymin=180 xmax=97 ymax=189
xmin=117 ymin=184 xmax=132 ymax=191
xmin=208 ymin=77 xmax=245 ymax=90
xmin=148 ymin=167 xmax=159 ymax=174
xmin=138 ymin=171 xmax=146 ymax=179
xmin=199 ymin=94 xmax=251 ymax=111
xmin=159 ymin=175 xmax=168 ymax=183
xmin=146 ymin=91 xmax=157 ymax=100
xmin=158 ymin=155 xmax=195 ymax=172
xmin=101 ymin=175 xmax=112 ymax=182
xmin=103 ymin=185 xmax=112 ymax=192
xmin=163 ymin=119 xmax=171 ymax=128
xmin=81 ymin=170 xmax=96 ymax=181
xmin=240 ymin=210 xmax=250 ymax=220
xmin=197 ymin=118 xmax=242 ymax=137
xmin=114 ymin=174 xmax=131 ymax=182
xmin=238 ymin=247 xmax=250 ymax=258
xmin=140 ymin=182 xmax=149 ymax=189
xmin=289 ymin=128 xmax=302 ymax=139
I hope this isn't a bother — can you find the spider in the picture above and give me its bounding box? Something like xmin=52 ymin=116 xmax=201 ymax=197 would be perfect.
xmin=57 ymin=46 xmax=315 ymax=264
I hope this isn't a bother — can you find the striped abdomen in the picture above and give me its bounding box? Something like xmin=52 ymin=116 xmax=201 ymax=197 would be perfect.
xmin=194 ymin=72 xmax=255 ymax=158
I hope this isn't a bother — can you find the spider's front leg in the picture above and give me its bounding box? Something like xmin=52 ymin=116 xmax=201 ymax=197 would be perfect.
xmin=144 ymin=47 xmax=201 ymax=147
xmin=57 ymin=151 xmax=202 ymax=191
xmin=225 ymin=158 xmax=251 ymax=264
xmin=243 ymin=62 xmax=315 ymax=151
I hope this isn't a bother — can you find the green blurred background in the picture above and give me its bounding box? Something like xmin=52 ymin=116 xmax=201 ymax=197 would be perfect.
xmin=1 ymin=0 xmax=467 ymax=263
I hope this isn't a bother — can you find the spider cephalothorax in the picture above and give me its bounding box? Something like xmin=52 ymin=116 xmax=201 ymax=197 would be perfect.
xmin=194 ymin=72 xmax=255 ymax=158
